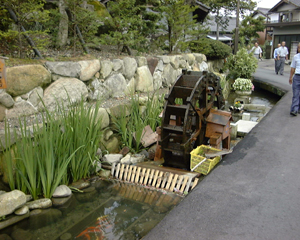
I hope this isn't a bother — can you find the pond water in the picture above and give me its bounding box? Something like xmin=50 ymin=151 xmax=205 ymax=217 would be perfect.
xmin=225 ymin=88 xmax=281 ymax=122
xmin=1 ymin=179 xmax=183 ymax=240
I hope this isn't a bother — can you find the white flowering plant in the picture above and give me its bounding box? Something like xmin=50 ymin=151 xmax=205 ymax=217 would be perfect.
xmin=232 ymin=78 xmax=254 ymax=91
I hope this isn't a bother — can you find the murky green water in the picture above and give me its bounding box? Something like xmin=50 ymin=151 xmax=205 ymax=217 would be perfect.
xmin=1 ymin=179 xmax=183 ymax=240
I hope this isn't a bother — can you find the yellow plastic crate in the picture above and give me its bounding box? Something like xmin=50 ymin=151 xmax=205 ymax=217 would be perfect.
xmin=190 ymin=145 xmax=221 ymax=175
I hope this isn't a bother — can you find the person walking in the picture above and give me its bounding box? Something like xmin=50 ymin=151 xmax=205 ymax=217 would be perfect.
xmin=277 ymin=41 xmax=289 ymax=75
xmin=251 ymin=42 xmax=262 ymax=60
xmin=274 ymin=43 xmax=281 ymax=74
xmin=289 ymin=43 xmax=300 ymax=116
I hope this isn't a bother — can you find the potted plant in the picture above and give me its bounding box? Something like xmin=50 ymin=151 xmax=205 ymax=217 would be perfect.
xmin=232 ymin=78 xmax=254 ymax=95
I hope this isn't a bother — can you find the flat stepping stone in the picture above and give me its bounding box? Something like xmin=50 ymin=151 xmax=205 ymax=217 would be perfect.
xmin=236 ymin=120 xmax=258 ymax=137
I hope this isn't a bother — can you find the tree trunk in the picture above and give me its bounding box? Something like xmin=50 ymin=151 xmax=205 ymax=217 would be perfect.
xmin=216 ymin=22 xmax=219 ymax=41
xmin=57 ymin=0 xmax=68 ymax=48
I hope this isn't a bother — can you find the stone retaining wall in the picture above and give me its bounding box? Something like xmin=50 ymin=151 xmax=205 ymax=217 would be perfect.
xmin=2 ymin=54 xmax=225 ymax=121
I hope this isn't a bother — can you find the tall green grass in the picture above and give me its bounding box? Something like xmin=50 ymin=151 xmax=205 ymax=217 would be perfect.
xmin=3 ymin=98 xmax=103 ymax=199
xmin=113 ymin=92 xmax=164 ymax=153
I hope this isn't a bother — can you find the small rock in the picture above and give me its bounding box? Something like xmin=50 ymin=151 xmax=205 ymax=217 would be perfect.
xmin=26 ymin=195 xmax=32 ymax=202
xmin=14 ymin=206 xmax=29 ymax=216
xmin=119 ymin=146 xmax=130 ymax=156
xmin=60 ymin=232 xmax=72 ymax=240
xmin=70 ymin=180 xmax=91 ymax=190
xmin=51 ymin=195 xmax=73 ymax=207
xmin=26 ymin=198 xmax=52 ymax=210
xmin=98 ymin=170 xmax=111 ymax=178
xmin=139 ymin=149 xmax=149 ymax=158
xmin=53 ymin=185 xmax=72 ymax=198
xmin=131 ymin=154 xmax=145 ymax=164
xmin=120 ymin=153 xmax=131 ymax=165
xmin=102 ymin=154 xmax=123 ymax=164
xmin=0 ymin=190 xmax=27 ymax=217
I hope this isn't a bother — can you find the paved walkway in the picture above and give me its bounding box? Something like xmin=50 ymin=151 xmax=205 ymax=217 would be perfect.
xmin=144 ymin=59 xmax=300 ymax=240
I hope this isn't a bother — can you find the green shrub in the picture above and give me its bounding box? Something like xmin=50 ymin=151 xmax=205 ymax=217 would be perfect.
xmin=224 ymin=48 xmax=258 ymax=79
xmin=189 ymin=38 xmax=232 ymax=60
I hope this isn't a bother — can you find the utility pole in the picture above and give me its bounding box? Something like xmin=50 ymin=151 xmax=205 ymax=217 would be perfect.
xmin=234 ymin=0 xmax=240 ymax=54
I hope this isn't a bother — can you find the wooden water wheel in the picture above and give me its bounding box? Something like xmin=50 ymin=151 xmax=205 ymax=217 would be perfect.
xmin=160 ymin=70 xmax=225 ymax=169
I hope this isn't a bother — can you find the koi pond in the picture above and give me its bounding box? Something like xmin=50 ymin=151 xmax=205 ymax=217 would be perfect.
xmin=1 ymin=179 xmax=183 ymax=240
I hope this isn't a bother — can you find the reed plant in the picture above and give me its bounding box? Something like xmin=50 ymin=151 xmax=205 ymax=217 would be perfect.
xmin=113 ymin=92 xmax=164 ymax=152
xmin=3 ymin=97 xmax=103 ymax=199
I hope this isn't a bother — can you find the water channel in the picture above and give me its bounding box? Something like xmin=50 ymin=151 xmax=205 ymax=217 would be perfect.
xmin=0 ymin=87 xmax=281 ymax=240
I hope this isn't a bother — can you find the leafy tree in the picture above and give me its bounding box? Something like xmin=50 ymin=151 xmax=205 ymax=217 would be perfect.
xmin=238 ymin=15 xmax=266 ymax=44
xmin=159 ymin=0 xmax=208 ymax=53
xmin=201 ymin=0 xmax=232 ymax=41
xmin=0 ymin=0 xmax=50 ymax=58
xmin=64 ymin=0 xmax=101 ymax=54
xmin=202 ymin=0 xmax=257 ymax=41
xmin=100 ymin=0 xmax=147 ymax=55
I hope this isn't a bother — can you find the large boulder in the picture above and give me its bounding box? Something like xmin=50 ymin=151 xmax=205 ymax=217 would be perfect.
xmin=87 ymin=78 xmax=110 ymax=101
xmin=90 ymin=107 xmax=110 ymax=129
xmin=45 ymin=61 xmax=80 ymax=78
xmin=170 ymin=56 xmax=180 ymax=69
xmin=153 ymin=71 xmax=163 ymax=90
xmin=27 ymin=87 xmax=43 ymax=107
xmin=199 ymin=61 xmax=208 ymax=72
xmin=135 ymin=66 xmax=154 ymax=92
xmin=41 ymin=78 xmax=88 ymax=111
xmin=193 ymin=53 xmax=207 ymax=63
xmin=157 ymin=56 xmax=170 ymax=64
xmin=112 ymin=59 xmax=124 ymax=73
xmin=123 ymin=57 xmax=137 ymax=80
xmin=104 ymin=73 xmax=127 ymax=98
xmin=0 ymin=92 xmax=14 ymax=108
xmin=6 ymin=99 xmax=38 ymax=119
xmin=136 ymin=57 xmax=147 ymax=67
xmin=162 ymin=64 xmax=177 ymax=87
xmin=125 ymin=78 xmax=136 ymax=95
xmin=100 ymin=60 xmax=113 ymax=79
xmin=183 ymin=53 xmax=195 ymax=65
xmin=0 ymin=190 xmax=27 ymax=217
xmin=155 ymin=60 xmax=164 ymax=72
xmin=6 ymin=65 xmax=51 ymax=97
xmin=79 ymin=60 xmax=101 ymax=81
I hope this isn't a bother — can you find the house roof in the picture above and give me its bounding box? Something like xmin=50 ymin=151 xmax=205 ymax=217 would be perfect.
xmin=252 ymin=7 xmax=270 ymax=17
xmin=269 ymin=0 xmax=300 ymax=13
xmin=209 ymin=16 xmax=236 ymax=33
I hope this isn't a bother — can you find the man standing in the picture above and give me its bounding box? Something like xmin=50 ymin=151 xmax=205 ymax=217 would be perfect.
xmin=251 ymin=42 xmax=262 ymax=60
xmin=277 ymin=41 xmax=289 ymax=75
xmin=289 ymin=43 xmax=300 ymax=116
xmin=274 ymin=43 xmax=281 ymax=74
